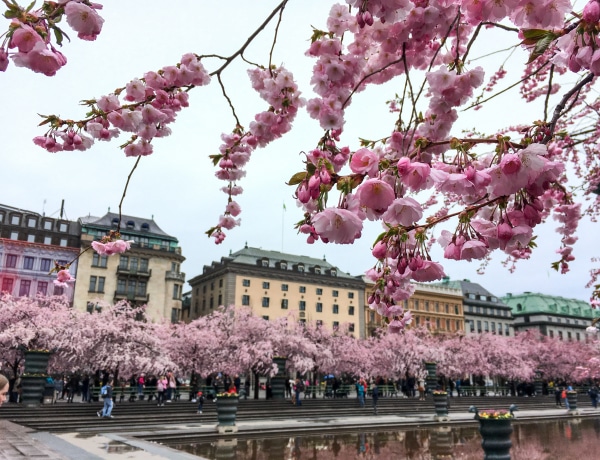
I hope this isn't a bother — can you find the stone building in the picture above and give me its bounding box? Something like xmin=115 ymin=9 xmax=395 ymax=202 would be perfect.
xmin=502 ymin=292 xmax=599 ymax=342
xmin=364 ymin=280 xmax=464 ymax=336
xmin=187 ymin=245 xmax=366 ymax=338
xmin=73 ymin=212 xmax=185 ymax=322
xmin=434 ymin=278 xmax=514 ymax=336
xmin=0 ymin=203 xmax=80 ymax=303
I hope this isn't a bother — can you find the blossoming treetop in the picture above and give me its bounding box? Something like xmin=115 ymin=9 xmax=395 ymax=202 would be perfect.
xmin=2 ymin=0 xmax=600 ymax=330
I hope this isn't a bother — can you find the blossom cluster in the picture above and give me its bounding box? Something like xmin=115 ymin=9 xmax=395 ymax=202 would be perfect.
xmin=1 ymin=1 xmax=104 ymax=75
xmin=33 ymin=52 xmax=210 ymax=154
xmin=207 ymin=66 xmax=303 ymax=244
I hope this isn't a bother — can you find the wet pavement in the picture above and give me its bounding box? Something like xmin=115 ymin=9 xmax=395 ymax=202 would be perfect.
xmin=1 ymin=407 xmax=598 ymax=459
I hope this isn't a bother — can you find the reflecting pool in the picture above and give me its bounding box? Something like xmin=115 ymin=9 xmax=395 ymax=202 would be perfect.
xmin=165 ymin=417 xmax=600 ymax=459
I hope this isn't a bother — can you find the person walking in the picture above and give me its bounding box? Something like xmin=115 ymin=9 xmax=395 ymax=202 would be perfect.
xmin=371 ymin=383 xmax=379 ymax=415
xmin=196 ymin=391 xmax=205 ymax=414
xmin=357 ymin=379 xmax=365 ymax=408
xmin=554 ymin=386 xmax=562 ymax=407
xmin=156 ymin=375 xmax=167 ymax=407
xmin=97 ymin=378 xmax=115 ymax=419
xmin=589 ymin=385 xmax=599 ymax=409
xmin=294 ymin=377 xmax=303 ymax=406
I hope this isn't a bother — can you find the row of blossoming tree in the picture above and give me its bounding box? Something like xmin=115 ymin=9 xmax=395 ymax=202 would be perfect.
xmin=1 ymin=0 xmax=599 ymax=331
xmin=1 ymin=294 xmax=599 ymax=384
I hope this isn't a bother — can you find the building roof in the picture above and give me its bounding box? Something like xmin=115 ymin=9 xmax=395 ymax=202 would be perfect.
xmin=226 ymin=245 xmax=357 ymax=279
xmin=79 ymin=212 xmax=176 ymax=240
xmin=502 ymin=292 xmax=600 ymax=319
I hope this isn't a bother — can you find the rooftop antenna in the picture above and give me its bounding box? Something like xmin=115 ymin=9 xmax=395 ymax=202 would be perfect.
xmin=42 ymin=199 xmax=46 ymax=217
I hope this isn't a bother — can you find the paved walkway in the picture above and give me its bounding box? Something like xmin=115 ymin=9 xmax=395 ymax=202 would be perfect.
xmin=1 ymin=407 xmax=597 ymax=459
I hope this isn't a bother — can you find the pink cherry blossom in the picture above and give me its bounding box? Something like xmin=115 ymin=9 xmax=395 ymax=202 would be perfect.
xmin=54 ymin=269 xmax=75 ymax=287
xmin=65 ymin=2 xmax=104 ymax=41
xmin=356 ymin=178 xmax=395 ymax=215
xmin=312 ymin=208 xmax=363 ymax=244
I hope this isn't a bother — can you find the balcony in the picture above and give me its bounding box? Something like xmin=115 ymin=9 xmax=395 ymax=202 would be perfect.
xmin=114 ymin=291 xmax=149 ymax=303
xmin=165 ymin=270 xmax=186 ymax=282
xmin=117 ymin=267 xmax=152 ymax=278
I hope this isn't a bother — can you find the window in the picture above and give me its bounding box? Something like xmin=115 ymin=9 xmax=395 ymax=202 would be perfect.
xmin=262 ymin=297 xmax=270 ymax=307
xmin=576 ymin=332 xmax=581 ymax=341
xmin=505 ymin=324 xmax=510 ymax=335
xmin=435 ymin=302 xmax=439 ymax=312
xmin=299 ymin=286 xmax=306 ymax=293
xmin=242 ymin=295 xmax=250 ymax=305
xmin=44 ymin=236 xmax=52 ymax=245
xmin=98 ymin=277 xmax=105 ymax=293
xmin=19 ymin=280 xmax=31 ymax=297
xmin=425 ymin=301 xmax=430 ymax=311
xmin=11 ymin=215 xmax=20 ymax=225
xmin=6 ymin=254 xmax=18 ymax=268
xmin=455 ymin=305 xmax=459 ymax=315
xmin=297 ymin=264 xmax=304 ymax=272
xmin=549 ymin=330 xmax=554 ymax=338
xmin=23 ymin=256 xmax=34 ymax=270
xmin=263 ymin=281 xmax=270 ymax=289
xmin=92 ymin=253 xmax=108 ymax=268
xmin=558 ymin=330 xmax=563 ymax=340
xmin=10 ymin=231 xmax=18 ymax=240
xmin=281 ymin=299 xmax=289 ymax=309
xmin=261 ymin=259 xmax=269 ymax=267
xmin=37 ymin=281 xmax=48 ymax=295
xmin=1 ymin=278 xmax=14 ymax=293
xmin=348 ymin=292 xmax=354 ymax=299
xmin=491 ymin=322 xmax=496 ymax=333
xmin=219 ymin=279 xmax=223 ymax=288
xmin=53 ymin=285 xmax=64 ymax=296
xmin=567 ymin=331 xmax=572 ymax=341
xmin=332 ymin=321 xmax=339 ymax=330
xmin=130 ymin=257 xmax=138 ymax=272
xmin=243 ymin=279 xmax=251 ymax=287
xmin=348 ymin=306 xmax=355 ymax=315
xmin=140 ymin=258 xmax=149 ymax=272
xmin=280 ymin=262 xmax=287 ymax=270
xmin=332 ymin=290 xmax=339 ymax=297
xmin=484 ymin=321 xmax=489 ymax=332
xmin=446 ymin=319 xmax=451 ymax=330
xmin=333 ymin=304 xmax=339 ymax=314
xmin=316 ymin=302 xmax=323 ymax=312
xmin=436 ymin=318 xmax=441 ymax=329
xmin=173 ymin=284 xmax=180 ymax=300
xmin=349 ymin=323 xmax=355 ymax=333
xmin=43 ymin=220 xmax=52 ymax=230
xmin=89 ymin=276 xmax=97 ymax=292
xmin=316 ymin=288 xmax=323 ymax=295
xmin=117 ymin=279 xmax=126 ymax=294
xmin=281 ymin=284 xmax=288 ymax=291
xmin=299 ymin=300 xmax=306 ymax=311
xmin=27 ymin=234 xmax=35 ymax=243
xmin=316 ymin=320 xmax=323 ymax=327
xmin=218 ymin=294 xmax=222 ymax=305
xmin=40 ymin=258 xmax=52 ymax=272
xmin=59 ymin=239 xmax=67 ymax=247
xmin=59 ymin=222 xmax=68 ymax=232
xmin=119 ymin=256 xmax=129 ymax=269
xmin=25 ymin=217 xmax=35 ymax=228
xmin=262 ymin=315 xmax=269 ymax=320
xmin=477 ymin=320 xmax=482 ymax=333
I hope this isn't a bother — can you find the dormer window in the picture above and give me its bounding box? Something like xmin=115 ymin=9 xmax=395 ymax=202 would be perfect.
xmin=126 ymin=220 xmax=135 ymax=230
xmin=330 ymin=269 xmax=337 ymax=277
xmin=280 ymin=262 xmax=287 ymax=270
xmin=314 ymin=266 xmax=321 ymax=274
xmin=297 ymin=264 xmax=304 ymax=272
xmin=141 ymin=223 xmax=150 ymax=231
xmin=261 ymin=259 xmax=269 ymax=267
xmin=111 ymin=218 xmax=119 ymax=227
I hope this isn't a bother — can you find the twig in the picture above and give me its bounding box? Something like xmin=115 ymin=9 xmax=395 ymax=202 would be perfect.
xmin=118 ymin=156 xmax=142 ymax=232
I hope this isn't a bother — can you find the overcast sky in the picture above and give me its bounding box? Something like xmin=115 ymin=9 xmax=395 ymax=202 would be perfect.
xmin=1 ymin=1 xmax=597 ymax=303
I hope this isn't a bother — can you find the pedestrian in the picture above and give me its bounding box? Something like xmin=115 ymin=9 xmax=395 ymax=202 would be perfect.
xmin=357 ymin=379 xmax=365 ymax=408
xmin=589 ymin=385 xmax=599 ymax=409
xmin=244 ymin=378 xmax=250 ymax=400
xmin=156 ymin=375 xmax=167 ymax=407
xmin=97 ymin=378 xmax=115 ymax=419
xmin=0 ymin=374 xmax=9 ymax=406
xmin=554 ymin=386 xmax=562 ymax=407
xmin=372 ymin=383 xmax=379 ymax=415
xmin=418 ymin=380 xmax=426 ymax=401
xmin=295 ymin=377 xmax=303 ymax=406
xmin=54 ymin=375 xmax=63 ymax=404
xmin=166 ymin=371 xmax=176 ymax=402
xmin=137 ymin=373 xmax=145 ymax=400
xmin=81 ymin=374 xmax=90 ymax=403
xmin=561 ymin=388 xmax=569 ymax=409
xmin=196 ymin=391 xmax=205 ymax=414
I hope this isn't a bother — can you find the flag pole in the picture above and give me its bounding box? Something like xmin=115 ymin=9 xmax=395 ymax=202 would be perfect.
xmin=282 ymin=202 xmax=286 ymax=252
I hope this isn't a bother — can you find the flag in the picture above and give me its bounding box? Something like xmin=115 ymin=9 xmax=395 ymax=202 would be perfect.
xmin=283 ymin=203 xmax=287 ymax=211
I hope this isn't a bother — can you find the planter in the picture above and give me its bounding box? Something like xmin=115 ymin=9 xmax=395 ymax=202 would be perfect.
xmin=216 ymin=396 xmax=239 ymax=427
xmin=534 ymin=379 xmax=543 ymax=396
xmin=24 ymin=351 xmax=52 ymax=374
xmin=433 ymin=394 xmax=449 ymax=417
xmin=271 ymin=357 xmax=287 ymax=400
xmin=479 ymin=418 xmax=513 ymax=460
xmin=567 ymin=392 xmax=578 ymax=411
xmin=425 ymin=362 xmax=437 ymax=394
xmin=20 ymin=376 xmax=47 ymax=407
xmin=215 ymin=439 xmax=237 ymax=460
xmin=430 ymin=426 xmax=453 ymax=460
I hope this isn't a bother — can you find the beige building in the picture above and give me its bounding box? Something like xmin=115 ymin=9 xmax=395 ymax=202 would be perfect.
xmin=73 ymin=212 xmax=186 ymax=322
xmin=187 ymin=245 xmax=366 ymax=338
xmin=364 ymin=281 xmax=465 ymax=336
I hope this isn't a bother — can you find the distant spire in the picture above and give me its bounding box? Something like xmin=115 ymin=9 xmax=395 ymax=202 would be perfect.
xmin=245 ymin=241 xmax=248 ymax=248
xmin=323 ymin=254 xmax=326 ymax=261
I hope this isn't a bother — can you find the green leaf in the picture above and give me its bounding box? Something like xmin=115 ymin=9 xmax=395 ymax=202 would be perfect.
xmin=286 ymin=171 xmax=307 ymax=186
xmin=521 ymin=29 xmax=551 ymax=45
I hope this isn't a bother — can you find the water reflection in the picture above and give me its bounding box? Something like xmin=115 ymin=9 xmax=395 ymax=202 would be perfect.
xmin=169 ymin=417 xmax=600 ymax=459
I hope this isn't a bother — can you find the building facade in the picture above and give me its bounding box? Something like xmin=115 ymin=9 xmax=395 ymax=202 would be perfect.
xmin=187 ymin=246 xmax=366 ymax=338
xmin=364 ymin=281 xmax=464 ymax=336
xmin=0 ymin=204 xmax=80 ymax=302
xmin=502 ymin=292 xmax=600 ymax=342
xmin=73 ymin=212 xmax=185 ymax=322
xmin=434 ymin=278 xmax=514 ymax=336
